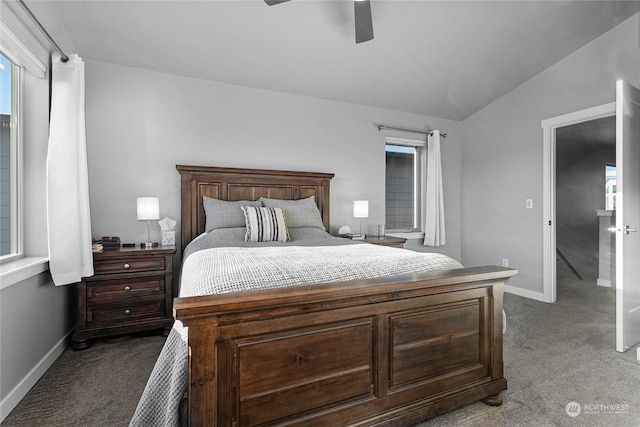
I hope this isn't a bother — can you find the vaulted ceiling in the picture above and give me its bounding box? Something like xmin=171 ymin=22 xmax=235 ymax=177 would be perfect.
xmin=25 ymin=0 xmax=640 ymax=120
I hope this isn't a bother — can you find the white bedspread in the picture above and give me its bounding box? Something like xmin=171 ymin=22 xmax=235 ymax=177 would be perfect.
xmin=130 ymin=245 xmax=462 ymax=426
xmin=181 ymin=244 xmax=462 ymax=297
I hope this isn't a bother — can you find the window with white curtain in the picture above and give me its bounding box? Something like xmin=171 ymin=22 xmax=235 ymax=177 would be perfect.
xmin=385 ymin=137 xmax=425 ymax=232
xmin=0 ymin=52 xmax=20 ymax=260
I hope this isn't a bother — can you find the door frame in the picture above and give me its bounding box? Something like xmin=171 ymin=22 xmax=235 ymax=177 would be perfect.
xmin=541 ymin=102 xmax=616 ymax=303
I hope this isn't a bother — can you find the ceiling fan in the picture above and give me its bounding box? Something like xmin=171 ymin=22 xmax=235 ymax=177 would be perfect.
xmin=264 ymin=0 xmax=374 ymax=44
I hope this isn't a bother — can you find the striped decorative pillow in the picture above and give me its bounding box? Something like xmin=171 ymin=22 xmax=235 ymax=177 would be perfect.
xmin=241 ymin=206 xmax=290 ymax=242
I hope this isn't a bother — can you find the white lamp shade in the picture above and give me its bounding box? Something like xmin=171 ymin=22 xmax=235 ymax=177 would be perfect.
xmin=353 ymin=200 xmax=369 ymax=218
xmin=137 ymin=197 xmax=160 ymax=220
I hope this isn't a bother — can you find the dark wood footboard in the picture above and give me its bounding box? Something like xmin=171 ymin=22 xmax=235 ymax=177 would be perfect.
xmin=174 ymin=266 xmax=516 ymax=426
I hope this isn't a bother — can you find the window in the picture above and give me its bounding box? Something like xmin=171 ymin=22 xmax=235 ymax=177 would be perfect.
xmin=0 ymin=52 xmax=20 ymax=259
xmin=605 ymin=165 xmax=616 ymax=210
xmin=385 ymin=137 xmax=425 ymax=232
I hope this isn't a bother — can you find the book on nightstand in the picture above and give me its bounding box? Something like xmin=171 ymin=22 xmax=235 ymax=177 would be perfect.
xmin=344 ymin=233 xmax=365 ymax=241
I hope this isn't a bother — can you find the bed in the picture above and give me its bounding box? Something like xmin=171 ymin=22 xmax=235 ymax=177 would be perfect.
xmin=131 ymin=165 xmax=517 ymax=427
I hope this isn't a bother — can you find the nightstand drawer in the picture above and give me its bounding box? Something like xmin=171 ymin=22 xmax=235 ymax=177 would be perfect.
xmin=93 ymin=257 xmax=165 ymax=275
xmin=86 ymin=301 xmax=165 ymax=326
xmin=86 ymin=277 xmax=165 ymax=303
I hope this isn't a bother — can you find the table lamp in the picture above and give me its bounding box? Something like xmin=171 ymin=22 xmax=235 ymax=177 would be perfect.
xmin=353 ymin=200 xmax=369 ymax=236
xmin=137 ymin=197 xmax=160 ymax=247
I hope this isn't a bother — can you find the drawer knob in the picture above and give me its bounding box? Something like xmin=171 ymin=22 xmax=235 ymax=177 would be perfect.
xmin=123 ymin=263 xmax=130 ymax=269
xmin=124 ymin=309 xmax=131 ymax=315
xmin=124 ymin=286 xmax=131 ymax=291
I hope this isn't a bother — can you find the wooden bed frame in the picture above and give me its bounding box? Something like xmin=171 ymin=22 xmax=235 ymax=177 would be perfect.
xmin=174 ymin=165 xmax=517 ymax=426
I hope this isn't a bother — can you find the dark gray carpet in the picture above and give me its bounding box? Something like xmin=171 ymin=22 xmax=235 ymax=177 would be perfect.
xmin=1 ymin=332 xmax=166 ymax=427
xmin=3 ymin=278 xmax=639 ymax=426
xmin=415 ymin=278 xmax=640 ymax=427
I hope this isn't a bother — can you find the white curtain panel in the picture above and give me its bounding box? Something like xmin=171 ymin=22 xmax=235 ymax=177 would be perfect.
xmin=46 ymin=53 xmax=94 ymax=285
xmin=423 ymin=130 xmax=446 ymax=246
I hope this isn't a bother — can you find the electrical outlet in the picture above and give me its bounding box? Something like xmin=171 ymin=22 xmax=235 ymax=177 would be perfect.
xmin=502 ymin=258 xmax=509 ymax=267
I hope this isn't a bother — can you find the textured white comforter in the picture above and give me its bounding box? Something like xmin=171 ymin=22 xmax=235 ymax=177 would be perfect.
xmin=181 ymin=244 xmax=462 ymax=297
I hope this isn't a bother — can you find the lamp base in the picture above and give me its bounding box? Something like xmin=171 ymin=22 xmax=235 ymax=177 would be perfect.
xmin=140 ymin=242 xmax=159 ymax=248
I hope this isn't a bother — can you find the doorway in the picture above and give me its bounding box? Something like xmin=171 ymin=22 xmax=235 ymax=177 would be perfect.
xmin=555 ymin=117 xmax=616 ymax=286
xmin=541 ymin=102 xmax=615 ymax=303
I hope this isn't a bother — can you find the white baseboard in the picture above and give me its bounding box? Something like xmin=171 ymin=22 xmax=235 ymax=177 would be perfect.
xmin=0 ymin=331 xmax=71 ymax=423
xmin=597 ymin=279 xmax=612 ymax=287
xmin=504 ymin=284 xmax=546 ymax=302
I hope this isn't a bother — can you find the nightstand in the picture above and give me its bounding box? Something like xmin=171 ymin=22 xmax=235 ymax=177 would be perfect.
xmin=71 ymin=245 xmax=176 ymax=350
xmin=364 ymin=236 xmax=407 ymax=248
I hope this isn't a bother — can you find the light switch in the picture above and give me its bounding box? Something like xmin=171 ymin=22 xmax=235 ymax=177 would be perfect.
xmin=526 ymin=199 xmax=533 ymax=209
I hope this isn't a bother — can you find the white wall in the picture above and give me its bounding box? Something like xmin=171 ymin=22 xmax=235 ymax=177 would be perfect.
xmin=460 ymin=13 xmax=640 ymax=296
xmin=0 ymin=272 xmax=72 ymax=418
xmin=83 ymin=61 xmax=463 ymax=261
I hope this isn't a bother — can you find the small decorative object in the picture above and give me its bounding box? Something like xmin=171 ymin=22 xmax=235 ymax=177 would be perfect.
xmin=100 ymin=236 xmax=121 ymax=250
xmin=137 ymin=197 xmax=160 ymax=248
xmin=377 ymin=224 xmax=385 ymax=239
xmin=159 ymin=217 xmax=177 ymax=246
xmin=338 ymin=225 xmax=352 ymax=236
xmin=91 ymin=240 xmax=103 ymax=253
xmin=339 ymin=225 xmax=364 ymax=240
xmin=353 ymin=200 xmax=369 ymax=237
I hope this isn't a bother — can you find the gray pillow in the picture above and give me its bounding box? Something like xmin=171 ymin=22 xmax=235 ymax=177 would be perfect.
xmin=203 ymin=196 xmax=261 ymax=232
xmin=288 ymin=227 xmax=332 ymax=241
xmin=259 ymin=196 xmax=325 ymax=229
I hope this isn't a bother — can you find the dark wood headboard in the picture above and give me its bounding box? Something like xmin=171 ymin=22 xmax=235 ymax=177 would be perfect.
xmin=176 ymin=165 xmax=335 ymax=254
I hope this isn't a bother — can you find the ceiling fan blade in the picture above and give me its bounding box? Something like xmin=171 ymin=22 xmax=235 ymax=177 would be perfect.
xmin=265 ymin=0 xmax=290 ymax=5
xmin=354 ymin=0 xmax=374 ymax=43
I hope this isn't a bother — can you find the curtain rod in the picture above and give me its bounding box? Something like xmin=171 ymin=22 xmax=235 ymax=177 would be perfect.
xmin=17 ymin=0 xmax=69 ymax=62
xmin=378 ymin=125 xmax=447 ymax=138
